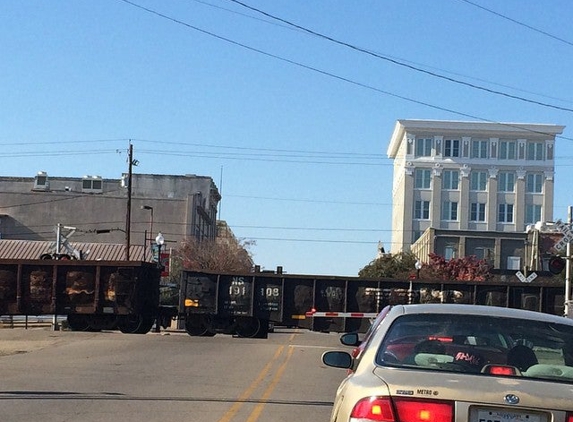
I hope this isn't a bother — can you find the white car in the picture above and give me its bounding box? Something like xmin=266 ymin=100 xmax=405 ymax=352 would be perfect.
xmin=322 ymin=303 xmax=573 ymax=422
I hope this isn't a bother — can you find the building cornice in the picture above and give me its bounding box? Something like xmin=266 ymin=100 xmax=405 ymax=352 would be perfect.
xmin=387 ymin=120 xmax=565 ymax=159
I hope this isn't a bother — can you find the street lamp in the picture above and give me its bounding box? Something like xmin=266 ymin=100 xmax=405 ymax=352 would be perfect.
xmin=155 ymin=232 xmax=165 ymax=268
xmin=141 ymin=205 xmax=154 ymax=260
xmin=154 ymin=231 xmax=165 ymax=334
xmin=415 ymin=260 xmax=422 ymax=279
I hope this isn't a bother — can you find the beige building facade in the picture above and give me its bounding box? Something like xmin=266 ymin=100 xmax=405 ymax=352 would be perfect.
xmin=387 ymin=120 xmax=565 ymax=264
xmin=0 ymin=172 xmax=221 ymax=258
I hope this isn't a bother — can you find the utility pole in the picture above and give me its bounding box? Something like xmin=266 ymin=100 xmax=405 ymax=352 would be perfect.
xmin=125 ymin=143 xmax=134 ymax=260
xmin=566 ymin=206 xmax=572 ymax=316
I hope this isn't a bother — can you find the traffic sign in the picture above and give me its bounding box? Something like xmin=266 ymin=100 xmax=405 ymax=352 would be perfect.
xmin=554 ymin=220 xmax=573 ymax=251
xmin=516 ymin=271 xmax=537 ymax=283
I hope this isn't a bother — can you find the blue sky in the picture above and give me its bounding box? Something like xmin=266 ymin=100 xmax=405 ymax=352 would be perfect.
xmin=2 ymin=1 xmax=573 ymax=276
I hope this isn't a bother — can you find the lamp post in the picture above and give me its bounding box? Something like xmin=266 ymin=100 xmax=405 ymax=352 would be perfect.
xmin=141 ymin=205 xmax=153 ymax=260
xmin=415 ymin=260 xmax=422 ymax=279
xmin=155 ymin=232 xmax=165 ymax=268
xmin=153 ymin=232 xmax=165 ymax=333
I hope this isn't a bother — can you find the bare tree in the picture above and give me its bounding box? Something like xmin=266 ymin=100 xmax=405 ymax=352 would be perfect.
xmin=176 ymin=236 xmax=255 ymax=273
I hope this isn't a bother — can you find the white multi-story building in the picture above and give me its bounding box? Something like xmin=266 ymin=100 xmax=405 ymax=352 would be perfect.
xmin=387 ymin=120 xmax=565 ymax=265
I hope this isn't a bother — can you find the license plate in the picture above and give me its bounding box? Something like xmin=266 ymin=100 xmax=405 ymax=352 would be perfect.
xmin=476 ymin=409 xmax=541 ymax=422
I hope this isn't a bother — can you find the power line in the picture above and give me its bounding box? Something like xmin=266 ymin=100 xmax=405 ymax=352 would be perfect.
xmin=243 ymin=237 xmax=379 ymax=245
xmin=456 ymin=0 xmax=573 ymax=47
xmin=136 ymin=149 xmax=387 ymax=166
xmin=131 ymin=138 xmax=386 ymax=158
xmin=226 ymin=0 xmax=573 ymax=113
xmin=117 ymin=0 xmax=573 ymax=144
xmin=191 ymin=0 xmax=572 ymax=106
xmin=231 ymin=224 xmax=390 ymax=232
xmin=225 ymin=194 xmax=389 ymax=206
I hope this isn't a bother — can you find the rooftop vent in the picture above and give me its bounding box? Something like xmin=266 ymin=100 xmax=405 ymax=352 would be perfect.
xmin=33 ymin=171 xmax=49 ymax=191
xmin=82 ymin=175 xmax=103 ymax=194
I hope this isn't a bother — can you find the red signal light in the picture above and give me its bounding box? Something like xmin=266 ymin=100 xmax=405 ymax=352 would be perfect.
xmin=549 ymin=256 xmax=566 ymax=275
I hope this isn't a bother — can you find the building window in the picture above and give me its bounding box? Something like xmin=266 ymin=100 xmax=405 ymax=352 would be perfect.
xmin=498 ymin=203 xmax=514 ymax=223
xmin=527 ymin=142 xmax=544 ymax=160
xmin=470 ymin=171 xmax=487 ymax=191
xmin=414 ymin=169 xmax=431 ymax=189
xmin=471 ymin=139 xmax=488 ymax=158
xmin=470 ymin=203 xmax=486 ymax=222
xmin=415 ymin=138 xmax=432 ymax=157
xmin=526 ymin=173 xmax=543 ymax=193
xmin=444 ymin=139 xmax=460 ymax=157
xmin=475 ymin=247 xmax=494 ymax=264
xmin=444 ymin=245 xmax=457 ymax=260
xmin=499 ymin=140 xmax=516 ymax=160
xmin=525 ymin=204 xmax=542 ymax=225
xmin=442 ymin=201 xmax=458 ymax=221
xmin=414 ymin=200 xmax=430 ymax=219
xmin=498 ymin=172 xmax=515 ymax=192
xmin=442 ymin=170 xmax=459 ymax=190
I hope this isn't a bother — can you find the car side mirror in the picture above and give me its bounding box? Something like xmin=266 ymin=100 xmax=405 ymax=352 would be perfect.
xmin=340 ymin=332 xmax=361 ymax=347
xmin=322 ymin=351 xmax=353 ymax=369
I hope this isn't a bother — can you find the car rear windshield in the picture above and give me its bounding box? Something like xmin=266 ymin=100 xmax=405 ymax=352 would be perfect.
xmin=376 ymin=313 xmax=573 ymax=383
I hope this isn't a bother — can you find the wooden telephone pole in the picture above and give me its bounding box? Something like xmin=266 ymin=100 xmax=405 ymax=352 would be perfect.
xmin=125 ymin=143 xmax=134 ymax=260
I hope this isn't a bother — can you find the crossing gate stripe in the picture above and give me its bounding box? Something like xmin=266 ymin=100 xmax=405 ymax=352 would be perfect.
xmin=304 ymin=311 xmax=379 ymax=318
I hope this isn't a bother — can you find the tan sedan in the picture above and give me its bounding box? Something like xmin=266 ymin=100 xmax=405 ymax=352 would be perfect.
xmin=322 ymin=303 xmax=573 ymax=422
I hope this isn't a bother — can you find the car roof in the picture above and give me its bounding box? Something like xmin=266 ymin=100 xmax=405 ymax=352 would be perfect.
xmin=388 ymin=303 xmax=573 ymax=325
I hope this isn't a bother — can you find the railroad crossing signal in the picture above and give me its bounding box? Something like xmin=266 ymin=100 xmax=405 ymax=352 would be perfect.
xmin=548 ymin=256 xmax=566 ymax=275
xmin=554 ymin=220 xmax=573 ymax=251
xmin=516 ymin=271 xmax=537 ymax=283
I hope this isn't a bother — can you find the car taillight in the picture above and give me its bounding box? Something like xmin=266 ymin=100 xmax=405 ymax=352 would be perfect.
xmin=351 ymin=397 xmax=394 ymax=421
xmin=567 ymin=412 xmax=573 ymax=422
xmin=350 ymin=397 xmax=453 ymax=422
xmin=394 ymin=398 xmax=453 ymax=422
xmin=482 ymin=365 xmax=519 ymax=376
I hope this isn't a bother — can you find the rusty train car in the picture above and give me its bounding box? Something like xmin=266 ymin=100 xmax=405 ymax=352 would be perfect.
xmin=0 ymin=259 xmax=172 ymax=334
xmin=0 ymin=259 xmax=567 ymax=339
xmin=181 ymin=270 xmax=567 ymax=337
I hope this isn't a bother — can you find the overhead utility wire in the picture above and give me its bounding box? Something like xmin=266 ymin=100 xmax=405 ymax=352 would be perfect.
xmin=457 ymin=0 xmax=573 ymax=47
xmin=0 ymin=137 xmax=385 ymax=159
xmin=193 ymin=0 xmax=570 ymax=105
xmin=118 ymin=1 xmax=573 ymax=142
xmin=191 ymin=0 xmax=295 ymax=31
xmin=227 ymin=0 xmax=573 ymax=113
xmin=131 ymin=138 xmax=385 ymax=158
xmin=136 ymin=149 xmax=386 ymax=166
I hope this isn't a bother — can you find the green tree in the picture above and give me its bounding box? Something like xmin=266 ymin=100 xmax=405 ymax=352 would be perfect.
xmin=359 ymin=251 xmax=419 ymax=278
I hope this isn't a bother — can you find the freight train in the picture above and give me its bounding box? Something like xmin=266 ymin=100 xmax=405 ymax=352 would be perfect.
xmin=0 ymin=259 xmax=173 ymax=334
xmin=0 ymin=259 xmax=567 ymax=338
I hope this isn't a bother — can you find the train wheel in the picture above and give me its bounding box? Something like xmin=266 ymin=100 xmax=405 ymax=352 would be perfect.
xmin=185 ymin=315 xmax=214 ymax=337
xmin=235 ymin=317 xmax=261 ymax=338
xmin=66 ymin=314 xmax=90 ymax=331
xmin=118 ymin=314 xmax=154 ymax=334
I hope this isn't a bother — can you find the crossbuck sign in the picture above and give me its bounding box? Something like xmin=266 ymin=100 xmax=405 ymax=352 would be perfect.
xmin=515 ymin=271 xmax=538 ymax=283
xmin=554 ymin=220 xmax=573 ymax=251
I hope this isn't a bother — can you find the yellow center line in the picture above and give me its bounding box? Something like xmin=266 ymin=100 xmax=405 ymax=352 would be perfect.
xmin=245 ymin=345 xmax=295 ymax=422
xmin=217 ymin=345 xmax=285 ymax=422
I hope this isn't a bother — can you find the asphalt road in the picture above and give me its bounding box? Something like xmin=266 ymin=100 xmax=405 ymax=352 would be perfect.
xmin=0 ymin=327 xmax=349 ymax=422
